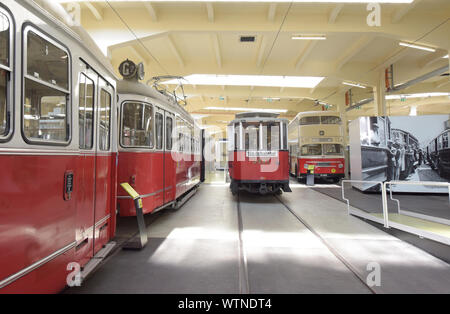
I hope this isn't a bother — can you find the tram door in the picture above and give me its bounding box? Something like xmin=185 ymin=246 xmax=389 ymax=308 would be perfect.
xmin=76 ymin=65 xmax=98 ymax=267
xmin=154 ymin=107 xmax=165 ymax=208
xmin=164 ymin=111 xmax=176 ymax=203
xmin=93 ymin=77 xmax=114 ymax=255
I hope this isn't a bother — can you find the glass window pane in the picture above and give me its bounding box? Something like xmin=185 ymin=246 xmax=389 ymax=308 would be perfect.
xmin=24 ymin=79 xmax=68 ymax=141
xmin=323 ymin=144 xmax=343 ymax=156
xmin=300 ymin=116 xmax=320 ymax=125
xmin=155 ymin=112 xmax=163 ymax=150
xmin=121 ymin=102 xmax=153 ymax=147
xmin=27 ymin=31 xmax=68 ymax=90
xmin=321 ymin=116 xmax=341 ymax=124
xmin=79 ymin=74 xmax=95 ymax=149
xmin=301 ymin=144 xmax=322 ymax=156
xmin=99 ymin=89 xmax=111 ymax=151
xmin=0 ymin=11 xmax=10 ymax=66
xmin=243 ymin=122 xmax=259 ymax=151
xmin=0 ymin=69 xmax=7 ymax=135
xmin=166 ymin=116 xmax=173 ymax=150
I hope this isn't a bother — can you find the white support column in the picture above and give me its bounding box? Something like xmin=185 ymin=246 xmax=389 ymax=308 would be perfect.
xmin=374 ymin=71 xmax=387 ymax=117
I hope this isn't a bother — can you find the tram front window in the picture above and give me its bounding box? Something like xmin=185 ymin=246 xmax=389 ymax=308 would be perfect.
xmin=301 ymin=144 xmax=322 ymax=156
xmin=243 ymin=122 xmax=260 ymax=151
xmin=323 ymin=144 xmax=343 ymax=156
xmin=122 ymin=102 xmax=153 ymax=148
xmin=0 ymin=11 xmax=9 ymax=66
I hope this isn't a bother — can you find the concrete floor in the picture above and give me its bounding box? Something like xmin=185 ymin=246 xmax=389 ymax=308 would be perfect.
xmin=65 ymin=183 xmax=450 ymax=294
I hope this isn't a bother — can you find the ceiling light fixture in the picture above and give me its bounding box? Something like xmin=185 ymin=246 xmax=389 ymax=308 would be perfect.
xmin=204 ymin=107 xmax=287 ymax=113
xmin=164 ymin=74 xmax=324 ymax=89
xmin=343 ymin=82 xmax=366 ymax=89
xmin=443 ymin=55 xmax=449 ymax=59
xmin=399 ymin=42 xmax=436 ymax=53
xmin=292 ymin=35 xmax=326 ymax=40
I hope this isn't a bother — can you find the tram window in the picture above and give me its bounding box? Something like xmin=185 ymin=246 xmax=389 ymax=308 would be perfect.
xmin=243 ymin=122 xmax=260 ymax=151
xmin=443 ymin=132 xmax=449 ymax=149
xmin=321 ymin=116 xmax=341 ymax=125
xmin=301 ymin=144 xmax=322 ymax=156
xmin=166 ymin=116 xmax=173 ymax=150
xmin=24 ymin=29 xmax=70 ymax=143
xmin=121 ymin=102 xmax=153 ymax=148
xmin=264 ymin=123 xmax=280 ymax=151
xmin=79 ymin=74 xmax=95 ymax=149
xmin=24 ymin=80 xmax=68 ymax=141
xmin=0 ymin=10 xmax=10 ymax=136
xmin=0 ymin=11 xmax=10 ymax=66
xmin=27 ymin=31 xmax=68 ymax=90
xmin=300 ymin=116 xmax=320 ymax=125
xmin=155 ymin=112 xmax=163 ymax=150
xmin=99 ymin=89 xmax=111 ymax=151
xmin=0 ymin=69 xmax=7 ymax=136
xmin=323 ymin=144 xmax=343 ymax=156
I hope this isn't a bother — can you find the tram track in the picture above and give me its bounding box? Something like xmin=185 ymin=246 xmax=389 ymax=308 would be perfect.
xmin=236 ymin=191 xmax=377 ymax=294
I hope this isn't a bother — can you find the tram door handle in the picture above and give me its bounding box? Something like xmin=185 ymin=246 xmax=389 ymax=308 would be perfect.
xmin=64 ymin=170 xmax=74 ymax=201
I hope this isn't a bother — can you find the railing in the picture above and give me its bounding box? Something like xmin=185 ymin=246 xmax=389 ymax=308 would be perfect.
xmin=342 ymin=180 xmax=450 ymax=245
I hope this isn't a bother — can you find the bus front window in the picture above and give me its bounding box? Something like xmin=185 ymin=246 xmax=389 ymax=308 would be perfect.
xmin=323 ymin=144 xmax=343 ymax=156
xmin=321 ymin=116 xmax=341 ymax=125
xmin=301 ymin=144 xmax=322 ymax=156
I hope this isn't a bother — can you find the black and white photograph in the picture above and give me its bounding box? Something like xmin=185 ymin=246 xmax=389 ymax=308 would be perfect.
xmin=351 ymin=115 xmax=450 ymax=193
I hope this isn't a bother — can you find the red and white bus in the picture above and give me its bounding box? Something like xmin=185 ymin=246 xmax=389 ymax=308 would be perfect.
xmin=288 ymin=111 xmax=345 ymax=183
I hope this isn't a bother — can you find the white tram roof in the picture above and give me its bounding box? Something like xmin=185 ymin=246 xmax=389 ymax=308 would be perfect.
xmin=118 ymin=80 xmax=195 ymax=125
xmin=228 ymin=112 xmax=289 ymax=126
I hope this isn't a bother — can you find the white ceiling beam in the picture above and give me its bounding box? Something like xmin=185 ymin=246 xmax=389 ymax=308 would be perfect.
xmin=144 ymin=3 xmax=158 ymax=22
xmin=335 ymin=35 xmax=374 ymax=71
xmin=256 ymin=36 xmax=267 ymax=67
xmin=84 ymin=2 xmax=103 ymax=21
xmin=418 ymin=49 xmax=448 ymax=68
xmin=211 ymin=33 xmax=222 ymax=68
xmin=295 ymin=40 xmax=318 ymax=70
xmin=391 ymin=0 xmax=421 ymax=24
xmin=328 ymin=4 xmax=344 ymax=24
xmin=372 ymin=46 xmax=411 ymax=71
xmin=167 ymin=35 xmax=185 ymax=67
xmin=206 ymin=2 xmax=214 ymax=23
xmin=268 ymin=4 xmax=277 ymax=22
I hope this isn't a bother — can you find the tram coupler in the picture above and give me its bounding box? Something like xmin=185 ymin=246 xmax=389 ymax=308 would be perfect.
xmin=120 ymin=183 xmax=148 ymax=250
xmin=306 ymin=165 xmax=315 ymax=186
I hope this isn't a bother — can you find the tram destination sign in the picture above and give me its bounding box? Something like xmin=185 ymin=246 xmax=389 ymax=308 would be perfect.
xmin=246 ymin=151 xmax=278 ymax=158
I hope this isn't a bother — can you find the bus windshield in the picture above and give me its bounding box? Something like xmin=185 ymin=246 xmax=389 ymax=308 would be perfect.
xmin=323 ymin=144 xmax=343 ymax=155
xmin=301 ymin=144 xmax=322 ymax=156
xmin=321 ymin=116 xmax=341 ymax=125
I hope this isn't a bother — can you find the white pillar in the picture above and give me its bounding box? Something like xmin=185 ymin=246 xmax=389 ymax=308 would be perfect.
xmin=374 ymin=70 xmax=387 ymax=117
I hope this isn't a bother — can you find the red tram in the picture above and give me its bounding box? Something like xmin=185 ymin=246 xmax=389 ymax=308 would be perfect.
xmin=0 ymin=0 xmax=202 ymax=293
xmin=227 ymin=112 xmax=291 ymax=195
xmin=0 ymin=0 xmax=118 ymax=293
xmin=116 ymin=66 xmax=202 ymax=216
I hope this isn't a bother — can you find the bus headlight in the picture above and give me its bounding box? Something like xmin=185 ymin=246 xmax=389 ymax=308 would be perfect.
xmin=338 ymin=164 xmax=343 ymax=168
xmin=304 ymin=164 xmax=309 ymax=169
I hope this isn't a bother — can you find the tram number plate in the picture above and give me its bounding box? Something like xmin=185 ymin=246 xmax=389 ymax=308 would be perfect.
xmin=64 ymin=171 xmax=74 ymax=201
xmin=246 ymin=151 xmax=278 ymax=158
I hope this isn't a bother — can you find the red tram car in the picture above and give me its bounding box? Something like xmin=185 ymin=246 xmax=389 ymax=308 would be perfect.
xmin=0 ymin=0 xmax=118 ymax=293
xmin=227 ymin=112 xmax=291 ymax=195
xmin=116 ymin=67 xmax=202 ymax=216
xmin=0 ymin=0 xmax=203 ymax=293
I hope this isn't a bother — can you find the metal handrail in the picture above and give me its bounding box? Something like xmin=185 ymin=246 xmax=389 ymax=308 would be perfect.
xmin=341 ymin=180 xmax=383 ymax=216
